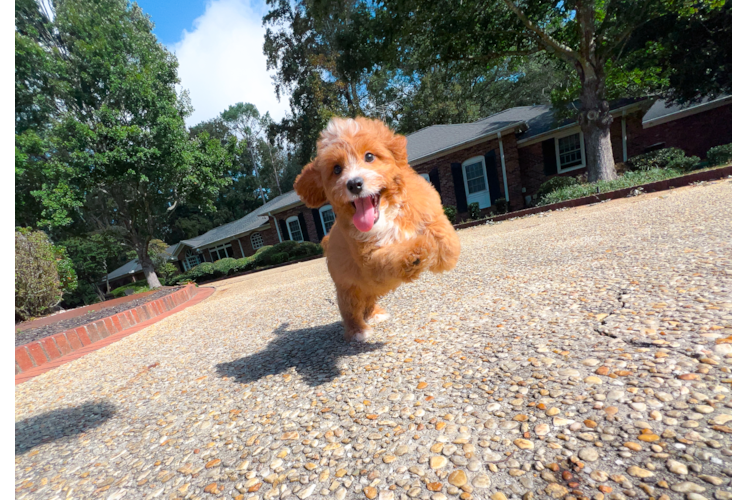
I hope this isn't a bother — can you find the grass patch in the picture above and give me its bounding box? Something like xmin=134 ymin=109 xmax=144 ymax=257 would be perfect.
xmin=538 ymin=167 xmax=691 ymax=206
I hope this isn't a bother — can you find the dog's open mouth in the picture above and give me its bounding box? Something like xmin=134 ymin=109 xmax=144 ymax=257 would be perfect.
xmin=351 ymin=193 xmax=380 ymax=232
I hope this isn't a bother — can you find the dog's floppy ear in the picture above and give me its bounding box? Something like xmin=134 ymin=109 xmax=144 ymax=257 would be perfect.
xmin=294 ymin=162 xmax=327 ymax=208
xmin=388 ymin=133 xmax=409 ymax=168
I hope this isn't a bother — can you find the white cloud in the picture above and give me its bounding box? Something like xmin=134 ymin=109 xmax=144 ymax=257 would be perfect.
xmin=170 ymin=0 xmax=290 ymax=127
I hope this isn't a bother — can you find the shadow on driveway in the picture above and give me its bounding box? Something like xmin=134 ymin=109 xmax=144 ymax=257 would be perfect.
xmin=216 ymin=322 xmax=385 ymax=386
xmin=15 ymin=401 xmax=116 ymax=455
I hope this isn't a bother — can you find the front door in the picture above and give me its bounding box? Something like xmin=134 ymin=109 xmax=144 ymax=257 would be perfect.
xmin=462 ymin=157 xmax=491 ymax=209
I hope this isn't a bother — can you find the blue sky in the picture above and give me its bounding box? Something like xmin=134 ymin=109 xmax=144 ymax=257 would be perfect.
xmin=134 ymin=0 xmax=288 ymax=126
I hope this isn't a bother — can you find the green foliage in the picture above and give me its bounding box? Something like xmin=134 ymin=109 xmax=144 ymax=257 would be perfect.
xmin=443 ymin=206 xmax=457 ymax=224
xmin=707 ymin=144 xmax=731 ymax=166
xmin=538 ymin=168 xmax=691 ymax=206
xmin=537 ymin=177 xmax=580 ymax=199
xmin=111 ymin=280 xmax=153 ymax=298
xmin=212 ymin=257 xmax=240 ymax=276
xmin=468 ymin=203 xmax=481 ymax=220
xmin=625 ymin=148 xmax=699 ymax=172
xmin=53 ymin=245 xmax=78 ymax=296
xmin=157 ymin=262 xmax=180 ymax=281
xmin=15 ymin=229 xmax=64 ymax=320
xmin=271 ymin=252 xmax=289 ymax=265
xmin=15 ymin=0 xmax=238 ymax=287
xmin=494 ymin=198 xmax=509 ymax=215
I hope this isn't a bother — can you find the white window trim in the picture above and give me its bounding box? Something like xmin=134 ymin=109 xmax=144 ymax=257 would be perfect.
xmin=461 ymin=156 xmax=491 ymax=209
xmin=207 ymin=242 xmax=234 ymax=262
xmin=286 ymin=216 xmax=304 ymax=242
xmin=554 ymin=131 xmax=586 ymax=173
xmin=184 ymin=249 xmax=200 ymax=270
xmin=250 ymin=232 xmax=264 ymax=250
xmin=318 ymin=204 xmax=336 ymax=236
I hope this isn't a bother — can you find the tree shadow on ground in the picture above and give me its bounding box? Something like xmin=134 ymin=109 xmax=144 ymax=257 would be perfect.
xmin=15 ymin=401 xmax=116 ymax=455
xmin=216 ymin=322 xmax=385 ymax=387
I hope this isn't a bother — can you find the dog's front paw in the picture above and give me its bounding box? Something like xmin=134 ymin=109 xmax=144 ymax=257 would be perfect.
xmin=346 ymin=327 xmax=373 ymax=342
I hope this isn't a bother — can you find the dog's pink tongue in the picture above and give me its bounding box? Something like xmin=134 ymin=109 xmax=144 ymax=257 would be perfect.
xmin=352 ymin=196 xmax=376 ymax=232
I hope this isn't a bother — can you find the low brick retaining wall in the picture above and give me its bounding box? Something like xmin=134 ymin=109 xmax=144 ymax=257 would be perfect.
xmin=15 ymin=284 xmax=199 ymax=375
xmin=454 ymin=166 xmax=732 ymax=230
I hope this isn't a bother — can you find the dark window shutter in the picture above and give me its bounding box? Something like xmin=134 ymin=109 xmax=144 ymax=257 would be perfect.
xmin=450 ymin=163 xmax=468 ymax=212
xmin=279 ymin=219 xmax=289 ymax=241
xmin=298 ymin=212 xmax=309 ymax=241
xmin=428 ymin=167 xmax=441 ymax=196
xmin=542 ymin=138 xmax=558 ymax=176
xmin=484 ymin=149 xmax=503 ymax=203
xmin=311 ymin=208 xmax=324 ymax=240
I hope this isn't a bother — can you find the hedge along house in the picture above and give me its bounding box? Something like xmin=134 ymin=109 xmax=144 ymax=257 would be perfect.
xmin=408 ymin=95 xmax=731 ymax=220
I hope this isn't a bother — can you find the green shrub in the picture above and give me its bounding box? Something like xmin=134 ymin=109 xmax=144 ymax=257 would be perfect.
xmin=707 ymin=143 xmax=731 ymax=166
xmin=538 ymin=167 xmax=684 ymax=206
xmin=271 ymin=252 xmax=289 ymax=265
xmin=273 ymin=241 xmax=300 ymax=254
xmin=443 ymin=206 xmax=457 ymax=224
xmin=111 ymin=283 xmax=150 ymax=298
xmin=213 ymin=257 xmax=240 ymax=276
xmin=537 ymin=176 xmax=579 ymax=198
xmin=16 ymin=229 xmax=66 ymax=320
xmin=157 ymin=262 xmax=180 ymax=281
xmin=494 ymin=198 xmax=509 ymax=214
xmin=673 ymin=156 xmax=703 ymax=172
xmin=626 ymin=147 xmax=693 ymax=171
xmin=468 ymin=202 xmax=481 ymax=220
xmin=290 ymin=241 xmax=322 ymax=258
xmin=185 ymin=261 xmax=219 ymax=282
xmin=236 ymin=256 xmax=255 ymax=272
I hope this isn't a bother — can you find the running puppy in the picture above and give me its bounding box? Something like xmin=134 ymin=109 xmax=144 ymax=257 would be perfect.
xmin=294 ymin=117 xmax=460 ymax=341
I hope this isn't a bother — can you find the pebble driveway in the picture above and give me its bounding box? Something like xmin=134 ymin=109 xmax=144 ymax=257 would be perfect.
xmin=15 ymin=179 xmax=732 ymax=500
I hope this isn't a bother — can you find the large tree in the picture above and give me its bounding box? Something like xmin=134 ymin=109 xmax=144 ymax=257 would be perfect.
xmin=15 ymin=0 xmax=236 ymax=288
xmin=360 ymin=0 xmax=727 ymax=182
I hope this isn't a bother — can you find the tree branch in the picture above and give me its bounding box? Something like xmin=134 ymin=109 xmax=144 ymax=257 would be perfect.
xmin=502 ymin=0 xmax=581 ymax=64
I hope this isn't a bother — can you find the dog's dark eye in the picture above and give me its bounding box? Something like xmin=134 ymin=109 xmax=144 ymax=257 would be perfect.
xmin=333 ymin=165 xmax=342 ymax=175
xmin=364 ymin=152 xmax=374 ymax=163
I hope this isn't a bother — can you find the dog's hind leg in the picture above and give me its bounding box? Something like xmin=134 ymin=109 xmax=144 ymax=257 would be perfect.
xmin=337 ymin=285 xmax=372 ymax=342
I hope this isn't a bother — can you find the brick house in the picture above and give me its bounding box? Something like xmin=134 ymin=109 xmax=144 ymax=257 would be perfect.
xmin=408 ymin=95 xmax=731 ymax=221
xmin=105 ymin=95 xmax=730 ymax=279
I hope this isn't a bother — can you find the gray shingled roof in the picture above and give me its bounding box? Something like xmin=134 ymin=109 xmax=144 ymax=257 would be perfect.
xmin=255 ymin=190 xmax=302 ymax=215
xmin=106 ymin=244 xmax=180 ymax=281
xmin=406 ymin=106 xmax=549 ymax=162
xmin=642 ymin=95 xmax=730 ymax=125
xmin=170 ymin=191 xmax=302 ymax=254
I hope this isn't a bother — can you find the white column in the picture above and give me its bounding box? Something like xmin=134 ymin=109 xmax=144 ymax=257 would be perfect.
xmin=622 ymin=113 xmax=628 ymax=162
xmin=498 ymin=134 xmax=510 ymax=204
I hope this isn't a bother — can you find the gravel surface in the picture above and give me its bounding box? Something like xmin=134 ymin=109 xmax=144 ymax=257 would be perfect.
xmin=15 ymin=179 xmax=732 ymax=500
xmin=15 ymin=287 xmax=182 ymax=347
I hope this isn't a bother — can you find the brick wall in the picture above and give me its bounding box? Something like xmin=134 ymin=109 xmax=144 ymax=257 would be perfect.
xmin=628 ymin=104 xmax=732 ymax=159
xmin=518 ymin=115 xmax=630 ymax=199
xmin=412 ymin=135 xmax=520 ymax=218
xmin=237 ymin=226 xmax=280 ymax=255
xmin=273 ymin=205 xmax=325 ymax=243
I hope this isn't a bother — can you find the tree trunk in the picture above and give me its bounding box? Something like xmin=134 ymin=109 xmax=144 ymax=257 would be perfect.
xmin=135 ymin=240 xmax=162 ymax=289
xmin=577 ymin=63 xmax=617 ymax=183
xmin=141 ymin=258 xmax=161 ymax=289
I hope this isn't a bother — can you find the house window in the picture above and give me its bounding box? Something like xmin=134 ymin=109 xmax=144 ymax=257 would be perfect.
xmin=319 ymin=205 xmax=336 ymax=235
xmin=420 ymin=173 xmax=430 ymax=182
xmin=461 ymin=156 xmax=491 ymax=209
xmin=286 ymin=216 xmax=304 ymax=242
xmin=184 ymin=249 xmax=201 ymax=270
xmin=208 ymin=242 xmax=234 ymax=262
xmin=250 ymin=232 xmax=264 ymax=250
xmin=556 ymin=132 xmax=585 ymax=172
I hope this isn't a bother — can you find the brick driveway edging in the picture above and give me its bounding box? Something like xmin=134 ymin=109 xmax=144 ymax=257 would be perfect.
xmin=15 ymin=284 xmax=202 ymax=378
xmin=454 ymin=165 xmax=732 ymax=230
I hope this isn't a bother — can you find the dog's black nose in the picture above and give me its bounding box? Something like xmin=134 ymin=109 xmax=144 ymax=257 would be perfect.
xmin=347 ymin=177 xmax=364 ymax=194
